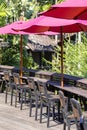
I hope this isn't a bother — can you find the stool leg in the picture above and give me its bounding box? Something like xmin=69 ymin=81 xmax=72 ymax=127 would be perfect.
xmin=24 ymin=89 xmax=26 ymax=104
xmin=5 ymin=86 xmax=8 ymax=103
xmin=29 ymin=98 xmax=32 ymax=117
xmin=63 ymin=122 xmax=66 ymax=130
xmin=40 ymin=102 xmax=43 ymax=123
xmin=11 ymin=87 xmax=13 ymax=106
xmin=35 ymin=98 xmax=38 ymax=120
xmin=53 ymin=105 xmax=55 ymax=121
xmin=68 ymin=123 xmax=70 ymax=130
xmin=47 ymin=104 xmax=50 ymax=128
xmin=15 ymin=89 xmax=17 ymax=107
xmin=20 ymin=89 xmax=23 ymax=110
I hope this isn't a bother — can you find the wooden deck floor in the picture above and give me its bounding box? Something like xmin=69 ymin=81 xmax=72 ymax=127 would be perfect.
xmin=0 ymin=93 xmax=77 ymax=130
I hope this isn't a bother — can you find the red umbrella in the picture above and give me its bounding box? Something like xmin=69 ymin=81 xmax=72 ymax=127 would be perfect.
xmin=39 ymin=0 xmax=87 ymax=20
xmin=12 ymin=15 xmax=87 ymax=87
xmin=0 ymin=21 xmax=29 ymax=77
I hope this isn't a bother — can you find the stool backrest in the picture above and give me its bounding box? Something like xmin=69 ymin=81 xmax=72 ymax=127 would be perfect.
xmin=59 ymin=90 xmax=68 ymax=113
xmin=70 ymin=98 xmax=82 ymax=120
xmin=13 ymin=73 xmax=20 ymax=85
xmin=4 ymin=71 xmax=10 ymax=81
xmin=27 ymin=77 xmax=37 ymax=94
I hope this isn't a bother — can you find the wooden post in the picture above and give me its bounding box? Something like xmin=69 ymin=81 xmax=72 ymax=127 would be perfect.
xmin=60 ymin=27 xmax=64 ymax=87
xmin=20 ymin=35 xmax=23 ymax=79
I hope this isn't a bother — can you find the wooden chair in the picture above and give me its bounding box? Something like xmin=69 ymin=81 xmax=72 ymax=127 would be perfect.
xmin=37 ymin=80 xmax=60 ymax=127
xmin=70 ymin=98 xmax=87 ymax=130
xmin=27 ymin=77 xmax=40 ymax=120
xmin=4 ymin=71 xmax=15 ymax=105
xmin=13 ymin=73 xmax=30 ymax=110
xmin=59 ymin=90 xmax=76 ymax=130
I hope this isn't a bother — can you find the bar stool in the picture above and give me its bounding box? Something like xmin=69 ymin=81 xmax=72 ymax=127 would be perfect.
xmin=70 ymin=98 xmax=87 ymax=130
xmin=27 ymin=77 xmax=40 ymax=120
xmin=37 ymin=80 xmax=60 ymax=127
xmin=4 ymin=71 xmax=15 ymax=105
xmin=13 ymin=73 xmax=30 ymax=110
xmin=59 ymin=90 xmax=76 ymax=130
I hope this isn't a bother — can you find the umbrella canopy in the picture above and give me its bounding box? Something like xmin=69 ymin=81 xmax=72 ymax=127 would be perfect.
xmin=12 ymin=16 xmax=49 ymax=33
xmin=39 ymin=0 xmax=87 ymax=20
xmin=0 ymin=21 xmax=28 ymax=35
xmin=12 ymin=16 xmax=87 ymax=33
xmin=35 ymin=16 xmax=87 ymax=33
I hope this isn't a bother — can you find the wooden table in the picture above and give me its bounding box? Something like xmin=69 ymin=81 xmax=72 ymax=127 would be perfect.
xmin=49 ymin=81 xmax=87 ymax=98
xmin=77 ymin=78 xmax=87 ymax=89
xmin=49 ymin=81 xmax=87 ymax=110
xmin=35 ymin=70 xmax=57 ymax=80
xmin=21 ymin=76 xmax=50 ymax=83
xmin=21 ymin=76 xmax=87 ymax=98
xmin=0 ymin=65 xmax=15 ymax=74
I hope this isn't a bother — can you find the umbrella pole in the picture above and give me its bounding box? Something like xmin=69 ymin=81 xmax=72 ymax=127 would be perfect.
xmin=20 ymin=34 xmax=23 ymax=78
xmin=60 ymin=27 xmax=64 ymax=87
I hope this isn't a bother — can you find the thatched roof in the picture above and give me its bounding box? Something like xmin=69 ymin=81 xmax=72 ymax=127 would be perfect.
xmin=26 ymin=34 xmax=57 ymax=52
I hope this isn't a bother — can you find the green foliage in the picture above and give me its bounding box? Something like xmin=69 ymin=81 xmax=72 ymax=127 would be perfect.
xmin=0 ymin=1 xmax=7 ymax=26
xmin=4 ymin=0 xmax=41 ymax=21
xmin=1 ymin=34 xmax=38 ymax=69
xmin=25 ymin=52 xmax=38 ymax=69
xmin=64 ymin=34 xmax=87 ymax=77
xmin=0 ymin=3 xmax=7 ymax=16
xmin=38 ymin=0 xmax=64 ymax=12
xmin=2 ymin=45 xmax=20 ymax=66
xmin=43 ymin=34 xmax=87 ymax=78
xmin=43 ymin=46 xmax=61 ymax=73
